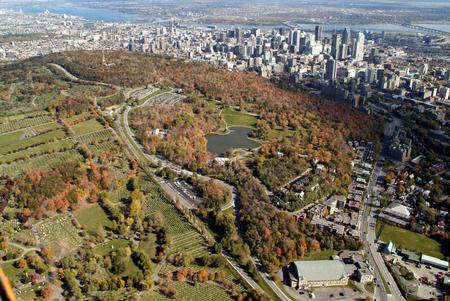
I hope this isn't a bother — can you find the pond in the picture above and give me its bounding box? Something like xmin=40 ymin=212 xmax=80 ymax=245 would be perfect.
xmin=207 ymin=127 xmax=259 ymax=156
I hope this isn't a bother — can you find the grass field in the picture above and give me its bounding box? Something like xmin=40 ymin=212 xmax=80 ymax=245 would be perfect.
xmin=302 ymin=249 xmax=336 ymax=260
xmin=376 ymin=222 xmax=444 ymax=259
xmin=0 ymin=261 xmax=22 ymax=283
xmin=72 ymin=119 xmax=104 ymax=135
xmin=138 ymin=233 xmax=157 ymax=258
xmin=223 ymin=107 xmax=257 ymax=128
xmin=93 ymin=239 xmax=130 ymax=256
xmin=74 ymin=204 xmax=112 ymax=236
xmin=267 ymin=127 xmax=295 ymax=140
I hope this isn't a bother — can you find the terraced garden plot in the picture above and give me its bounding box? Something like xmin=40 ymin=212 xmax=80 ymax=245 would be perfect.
xmin=170 ymin=231 xmax=210 ymax=258
xmin=143 ymin=190 xmax=210 ymax=257
xmin=0 ymin=115 xmax=54 ymax=134
xmin=172 ymin=281 xmax=233 ymax=301
xmin=35 ymin=215 xmax=83 ymax=252
xmin=64 ymin=112 xmax=92 ymax=125
xmin=0 ymin=129 xmax=67 ymax=155
xmin=88 ymin=140 xmax=119 ymax=155
xmin=0 ymin=150 xmax=83 ymax=177
xmin=0 ymin=138 xmax=75 ymax=164
xmin=72 ymin=118 xmax=104 ymax=135
xmin=143 ymin=291 xmax=169 ymax=301
xmin=160 ymin=264 xmax=245 ymax=293
xmin=74 ymin=128 xmax=115 ymax=145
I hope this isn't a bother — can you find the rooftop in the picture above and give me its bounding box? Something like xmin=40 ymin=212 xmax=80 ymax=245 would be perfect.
xmin=293 ymin=260 xmax=347 ymax=282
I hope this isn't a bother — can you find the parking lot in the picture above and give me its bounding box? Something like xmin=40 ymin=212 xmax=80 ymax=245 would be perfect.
xmin=143 ymin=92 xmax=186 ymax=107
xmin=396 ymin=256 xmax=445 ymax=300
xmin=163 ymin=179 xmax=204 ymax=208
xmin=130 ymin=86 xmax=158 ymax=99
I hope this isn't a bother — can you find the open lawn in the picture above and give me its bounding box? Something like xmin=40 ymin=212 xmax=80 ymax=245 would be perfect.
xmin=1 ymin=261 xmax=22 ymax=283
xmin=301 ymin=249 xmax=336 ymax=260
xmin=267 ymin=127 xmax=295 ymax=140
xmin=376 ymin=222 xmax=444 ymax=259
xmin=93 ymin=239 xmax=129 ymax=256
xmin=223 ymin=107 xmax=257 ymax=128
xmin=72 ymin=119 xmax=104 ymax=135
xmin=138 ymin=233 xmax=157 ymax=258
xmin=74 ymin=204 xmax=112 ymax=236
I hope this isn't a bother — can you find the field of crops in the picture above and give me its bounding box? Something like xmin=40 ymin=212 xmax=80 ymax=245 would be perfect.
xmin=172 ymin=282 xmax=233 ymax=301
xmin=0 ymin=150 xmax=83 ymax=177
xmin=74 ymin=128 xmax=115 ymax=144
xmin=0 ymin=138 xmax=75 ymax=164
xmin=0 ymin=114 xmax=54 ymax=134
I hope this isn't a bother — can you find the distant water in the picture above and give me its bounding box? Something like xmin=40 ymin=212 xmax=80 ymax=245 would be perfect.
xmin=6 ymin=3 xmax=138 ymax=22
xmin=414 ymin=23 xmax=450 ymax=33
xmin=191 ymin=22 xmax=434 ymax=34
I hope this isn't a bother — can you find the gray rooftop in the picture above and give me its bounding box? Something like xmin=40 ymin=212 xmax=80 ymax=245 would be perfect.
xmin=293 ymin=260 xmax=347 ymax=282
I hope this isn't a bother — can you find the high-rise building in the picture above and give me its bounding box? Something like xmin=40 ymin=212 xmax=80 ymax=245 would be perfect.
xmin=353 ymin=32 xmax=365 ymax=61
xmin=290 ymin=29 xmax=301 ymax=48
xmin=325 ymin=59 xmax=337 ymax=81
xmin=419 ymin=63 xmax=429 ymax=75
xmin=331 ymin=33 xmax=341 ymax=60
xmin=342 ymin=28 xmax=351 ymax=45
xmin=315 ymin=25 xmax=323 ymax=42
xmin=235 ymin=28 xmax=243 ymax=44
xmin=338 ymin=43 xmax=348 ymax=60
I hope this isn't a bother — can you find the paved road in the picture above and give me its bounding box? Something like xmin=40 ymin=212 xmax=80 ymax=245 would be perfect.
xmin=362 ymin=159 xmax=405 ymax=301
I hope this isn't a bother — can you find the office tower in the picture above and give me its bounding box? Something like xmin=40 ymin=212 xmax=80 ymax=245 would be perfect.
xmin=290 ymin=29 xmax=301 ymax=48
xmin=325 ymin=59 xmax=337 ymax=81
xmin=315 ymin=25 xmax=323 ymax=42
xmin=251 ymin=28 xmax=260 ymax=36
xmin=331 ymin=33 xmax=341 ymax=60
xmin=419 ymin=63 xmax=429 ymax=75
xmin=342 ymin=27 xmax=351 ymax=45
xmin=339 ymin=43 xmax=348 ymax=60
xmin=235 ymin=28 xmax=243 ymax=44
xmin=353 ymin=32 xmax=365 ymax=61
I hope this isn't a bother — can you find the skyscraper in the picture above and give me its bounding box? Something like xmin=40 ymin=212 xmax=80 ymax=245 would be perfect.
xmin=342 ymin=28 xmax=351 ymax=45
xmin=290 ymin=29 xmax=301 ymax=48
xmin=325 ymin=59 xmax=337 ymax=81
xmin=353 ymin=32 xmax=365 ymax=61
xmin=339 ymin=44 xmax=348 ymax=60
xmin=331 ymin=33 xmax=341 ymax=60
xmin=315 ymin=25 xmax=323 ymax=42
xmin=235 ymin=28 xmax=243 ymax=44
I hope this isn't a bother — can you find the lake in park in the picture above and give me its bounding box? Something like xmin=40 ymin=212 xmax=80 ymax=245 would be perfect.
xmin=207 ymin=127 xmax=259 ymax=156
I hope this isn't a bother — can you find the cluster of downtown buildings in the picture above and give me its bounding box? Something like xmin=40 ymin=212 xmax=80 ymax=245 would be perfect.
xmin=1 ymin=9 xmax=449 ymax=108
